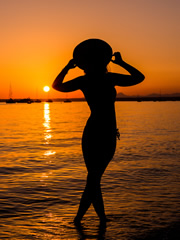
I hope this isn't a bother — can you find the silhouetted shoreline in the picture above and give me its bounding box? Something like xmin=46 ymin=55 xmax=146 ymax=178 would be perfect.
xmin=116 ymin=96 xmax=180 ymax=102
xmin=1 ymin=96 xmax=180 ymax=103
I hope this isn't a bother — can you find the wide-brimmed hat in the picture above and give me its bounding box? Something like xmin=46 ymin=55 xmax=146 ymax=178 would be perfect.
xmin=73 ymin=39 xmax=112 ymax=70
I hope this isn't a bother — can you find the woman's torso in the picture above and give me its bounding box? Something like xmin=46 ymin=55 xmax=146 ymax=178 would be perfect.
xmin=81 ymin=73 xmax=117 ymax=135
xmin=81 ymin=73 xmax=117 ymax=163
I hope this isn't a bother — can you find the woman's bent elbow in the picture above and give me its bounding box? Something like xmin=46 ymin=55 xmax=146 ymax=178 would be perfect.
xmin=138 ymin=74 xmax=145 ymax=83
xmin=52 ymin=83 xmax=60 ymax=91
xmin=52 ymin=83 xmax=56 ymax=90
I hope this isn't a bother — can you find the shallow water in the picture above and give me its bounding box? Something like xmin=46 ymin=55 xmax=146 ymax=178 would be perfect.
xmin=0 ymin=101 xmax=180 ymax=239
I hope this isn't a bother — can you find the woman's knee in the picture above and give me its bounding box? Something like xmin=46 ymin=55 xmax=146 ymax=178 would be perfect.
xmin=86 ymin=172 xmax=101 ymax=187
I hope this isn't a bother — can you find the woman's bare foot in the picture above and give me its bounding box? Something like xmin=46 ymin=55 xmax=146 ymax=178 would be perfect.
xmin=73 ymin=216 xmax=82 ymax=226
xmin=99 ymin=217 xmax=111 ymax=226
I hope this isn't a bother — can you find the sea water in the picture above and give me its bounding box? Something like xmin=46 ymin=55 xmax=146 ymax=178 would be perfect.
xmin=0 ymin=101 xmax=180 ymax=239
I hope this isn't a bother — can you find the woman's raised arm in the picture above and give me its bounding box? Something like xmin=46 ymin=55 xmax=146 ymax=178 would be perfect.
xmin=52 ymin=59 xmax=83 ymax=92
xmin=110 ymin=52 xmax=145 ymax=87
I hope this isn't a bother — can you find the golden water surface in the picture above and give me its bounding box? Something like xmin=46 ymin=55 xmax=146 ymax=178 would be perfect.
xmin=0 ymin=101 xmax=180 ymax=239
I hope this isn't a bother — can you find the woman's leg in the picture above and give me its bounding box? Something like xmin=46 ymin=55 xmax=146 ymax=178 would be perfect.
xmin=74 ymin=168 xmax=107 ymax=223
xmin=87 ymin=172 xmax=107 ymax=221
xmin=74 ymin=180 xmax=92 ymax=223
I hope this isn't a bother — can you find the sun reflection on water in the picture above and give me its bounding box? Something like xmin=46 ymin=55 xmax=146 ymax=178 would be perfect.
xmin=43 ymin=103 xmax=56 ymax=157
xmin=41 ymin=103 xmax=56 ymax=184
xmin=43 ymin=103 xmax=52 ymax=144
xmin=44 ymin=150 xmax=56 ymax=156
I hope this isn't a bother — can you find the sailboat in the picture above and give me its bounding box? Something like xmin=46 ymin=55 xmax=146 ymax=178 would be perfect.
xmin=34 ymin=87 xmax=41 ymax=103
xmin=6 ymin=98 xmax=16 ymax=103
xmin=6 ymin=83 xmax=16 ymax=103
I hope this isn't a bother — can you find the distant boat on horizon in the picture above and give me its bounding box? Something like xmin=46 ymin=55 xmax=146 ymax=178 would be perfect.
xmin=6 ymin=83 xmax=16 ymax=104
xmin=64 ymin=99 xmax=72 ymax=103
xmin=16 ymin=98 xmax=33 ymax=104
xmin=46 ymin=99 xmax=53 ymax=103
xmin=34 ymin=99 xmax=42 ymax=103
xmin=6 ymin=98 xmax=16 ymax=104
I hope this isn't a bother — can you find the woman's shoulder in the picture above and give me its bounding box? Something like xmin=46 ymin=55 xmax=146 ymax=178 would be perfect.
xmin=72 ymin=75 xmax=86 ymax=85
xmin=106 ymin=72 xmax=128 ymax=86
xmin=74 ymin=75 xmax=88 ymax=90
xmin=106 ymin=72 xmax=122 ymax=78
xmin=106 ymin=72 xmax=119 ymax=85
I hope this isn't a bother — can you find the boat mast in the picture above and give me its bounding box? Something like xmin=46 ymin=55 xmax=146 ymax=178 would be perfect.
xmin=9 ymin=82 xmax=13 ymax=99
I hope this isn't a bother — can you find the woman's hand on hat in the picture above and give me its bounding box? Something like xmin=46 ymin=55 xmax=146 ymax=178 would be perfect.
xmin=111 ymin=52 xmax=124 ymax=65
xmin=67 ymin=59 xmax=76 ymax=69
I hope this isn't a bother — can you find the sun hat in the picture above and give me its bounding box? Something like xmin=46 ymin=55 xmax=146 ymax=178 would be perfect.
xmin=73 ymin=39 xmax=113 ymax=70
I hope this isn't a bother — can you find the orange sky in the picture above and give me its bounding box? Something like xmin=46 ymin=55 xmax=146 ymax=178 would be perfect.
xmin=0 ymin=0 xmax=180 ymax=99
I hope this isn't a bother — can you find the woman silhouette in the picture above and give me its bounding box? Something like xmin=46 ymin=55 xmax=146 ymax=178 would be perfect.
xmin=52 ymin=39 xmax=144 ymax=225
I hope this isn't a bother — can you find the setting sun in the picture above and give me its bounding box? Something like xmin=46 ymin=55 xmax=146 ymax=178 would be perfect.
xmin=43 ymin=86 xmax=50 ymax=92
